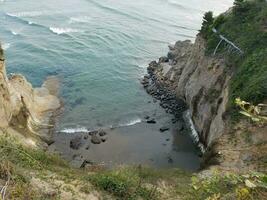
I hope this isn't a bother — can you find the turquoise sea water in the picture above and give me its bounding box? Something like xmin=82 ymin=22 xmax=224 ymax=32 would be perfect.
xmin=0 ymin=0 xmax=232 ymax=133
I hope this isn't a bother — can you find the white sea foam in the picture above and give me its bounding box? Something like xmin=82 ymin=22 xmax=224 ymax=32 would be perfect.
xmin=2 ymin=43 xmax=10 ymax=50
xmin=69 ymin=16 xmax=92 ymax=23
xmin=60 ymin=127 xmax=88 ymax=134
xmin=49 ymin=27 xmax=83 ymax=35
xmin=59 ymin=118 xmax=142 ymax=134
xmin=117 ymin=118 xmax=142 ymax=127
xmin=7 ymin=11 xmax=46 ymax=17
xmin=11 ymin=31 xmax=17 ymax=35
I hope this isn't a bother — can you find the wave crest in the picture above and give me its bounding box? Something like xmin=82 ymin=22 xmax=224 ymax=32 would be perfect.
xmin=7 ymin=11 xmax=46 ymax=17
xmin=69 ymin=16 xmax=92 ymax=23
xmin=60 ymin=127 xmax=88 ymax=134
xmin=117 ymin=118 xmax=142 ymax=127
xmin=49 ymin=27 xmax=84 ymax=35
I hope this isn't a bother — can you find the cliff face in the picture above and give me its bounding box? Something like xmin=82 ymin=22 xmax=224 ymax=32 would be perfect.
xmin=147 ymin=36 xmax=231 ymax=147
xmin=0 ymin=44 xmax=60 ymax=145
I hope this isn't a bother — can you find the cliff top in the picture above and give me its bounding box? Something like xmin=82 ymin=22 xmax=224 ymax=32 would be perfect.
xmin=200 ymin=0 xmax=267 ymax=118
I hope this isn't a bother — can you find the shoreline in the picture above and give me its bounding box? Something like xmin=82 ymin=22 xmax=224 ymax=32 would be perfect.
xmin=141 ymin=48 xmax=205 ymax=154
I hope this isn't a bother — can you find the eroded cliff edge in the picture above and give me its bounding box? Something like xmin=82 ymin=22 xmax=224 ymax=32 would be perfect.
xmin=144 ymin=36 xmax=230 ymax=147
xmin=0 ymin=44 xmax=60 ymax=146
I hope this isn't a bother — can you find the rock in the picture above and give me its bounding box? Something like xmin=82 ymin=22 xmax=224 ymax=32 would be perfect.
xmin=159 ymin=56 xmax=169 ymax=63
xmin=167 ymin=51 xmax=176 ymax=60
xmin=98 ymin=130 xmax=107 ymax=137
xmin=144 ymin=115 xmax=150 ymax=120
xmin=177 ymin=123 xmax=184 ymax=131
xmin=91 ymin=134 xmax=102 ymax=144
xmin=88 ymin=130 xmax=98 ymax=136
xmin=167 ymin=157 xmax=173 ymax=163
xmin=168 ymin=44 xmax=175 ymax=51
xmin=146 ymin=119 xmax=156 ymax=124
xmin=166 ymin=138 xmax=170 ymax=141
xmin=70 ymin=136 xmax=83 ymax=150
xmin=101 ymin=138 xmax=107 ymax=142
xmin=84 ymin=135 xmax=89 ymax=140
xmin=85 ymin=145 xmax=90 ymax=150
xmin=160 ymin=126 xmax=169 ymax=132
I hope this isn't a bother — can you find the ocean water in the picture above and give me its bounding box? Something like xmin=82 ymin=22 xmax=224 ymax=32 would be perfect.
xmin=0 ymin=0 xmax=232 ymax=130
xmin=0 ymin=0 xmax=233 ymax=168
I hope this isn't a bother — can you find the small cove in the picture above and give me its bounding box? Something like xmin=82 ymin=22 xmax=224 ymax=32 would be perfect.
xmin=0 ymin=0 xmax=233 ymax=170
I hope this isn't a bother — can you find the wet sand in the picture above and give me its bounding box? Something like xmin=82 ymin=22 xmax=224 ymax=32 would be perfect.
xmin=49 ymin=109 xmax=200 ymax=171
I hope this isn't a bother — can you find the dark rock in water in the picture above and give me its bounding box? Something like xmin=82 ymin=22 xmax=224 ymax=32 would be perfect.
xmin=88 ymin=130 xmax=98 ymax=136
xmin=160 ymin=126 xmax=169 ymax=132
xmin=101 ymin=138 xmax=107 ymax=143
xmin=159 ymin=56 xmax=169 ymax=63
xmin=167 ymin=157 xmax=174 ymax=164
xmin=98 ymin=130 xmax=107 ymax=137
xmin=70 ymin=136 xmax=83 ymax=150
xmin=91 ymin=134 xmax=102 ymax=144
xmin=177 ymin=123 xmax=184 ymax=131
xmin=147 ymin=119 xmax=156 ymax=124
xmin=166 ymin=138 xmax=170 ymax=141
xmin=84 ymin=135 xmax=89 ymax=140
xmin=144 ymin=115 xmax=150 ymax=120
xmin=85 ymin=145 xmax=90 ymax=150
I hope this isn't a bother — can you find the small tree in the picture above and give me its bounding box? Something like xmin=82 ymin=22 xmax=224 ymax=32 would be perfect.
xmin=200 ymin=11 xmax=214 ymax=39
xmin=233 ymin=0 xmax=250 ymax=15
xmin=234 ymin=0 xmax=244 ymax=7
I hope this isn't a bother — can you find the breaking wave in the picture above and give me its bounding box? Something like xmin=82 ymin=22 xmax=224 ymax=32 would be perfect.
xmin=59 ymin=127 xmax=88 ymax=134
xmin=6 ymin=11 xmax=47 ymax=17
xmin=49 ymin=27 xmax=84 ymax=35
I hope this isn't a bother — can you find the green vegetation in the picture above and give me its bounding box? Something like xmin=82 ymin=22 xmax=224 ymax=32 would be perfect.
xmin=188 ymin=171 xmax=267 ymax=200
xmin=0 ymin=134 xmax=267 ymax=199
xmin=200 ymin=0 xmax=267 ymax=119
xmin=87 ymin=167 xmax=158 ymax=200
xmin=0 ymin=134 xmax=74 ymax=199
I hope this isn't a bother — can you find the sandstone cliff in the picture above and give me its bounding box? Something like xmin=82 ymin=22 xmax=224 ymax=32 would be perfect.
xmin=146 ymin=35 xmax=231 ymax=148
xmin=0 ymin=44 xmax=60 ymax=146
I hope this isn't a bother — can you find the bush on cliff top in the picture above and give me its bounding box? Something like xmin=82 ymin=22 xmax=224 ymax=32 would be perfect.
xmin=200 ymin=0 xmax=267 ymax=118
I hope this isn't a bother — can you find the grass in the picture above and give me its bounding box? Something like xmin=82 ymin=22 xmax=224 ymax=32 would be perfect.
xmin=200 ymin=0 xmax=267 ymax=120
xmin=86 ymin=166 xmax=163 ymax=200
xmin=0 ymin=134 xmax=266 ymax=199
xmin=186 ymin=171 xmax=267 ymax=200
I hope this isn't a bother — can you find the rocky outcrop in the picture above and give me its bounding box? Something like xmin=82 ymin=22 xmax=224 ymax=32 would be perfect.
xmin=0 ymin=44 xmax=61 ymax=145
xmin=143 ymin=35 xmax=231 ymax=148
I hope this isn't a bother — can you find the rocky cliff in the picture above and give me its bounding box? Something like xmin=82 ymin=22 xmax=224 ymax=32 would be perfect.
xmin=0 ymin=44 xmax=60 ymax=146
xmin=144 ymin=35 xmax=231 ymax=148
